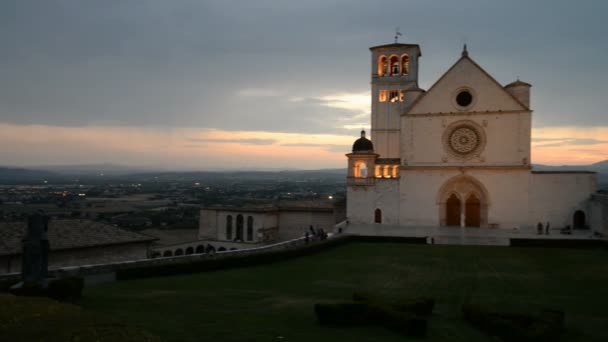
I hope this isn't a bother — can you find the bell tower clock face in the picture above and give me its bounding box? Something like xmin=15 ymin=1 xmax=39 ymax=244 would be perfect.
xmin=443 ymin=121 xmax=485 ymax=159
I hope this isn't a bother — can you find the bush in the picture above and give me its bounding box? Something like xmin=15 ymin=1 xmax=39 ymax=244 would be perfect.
xmin=314 ymin=302 xmax=427 ymax=337
xmin=47 ymin=277 xmax=84 ymax=302
xmin=314 ymin=303 xmax=370 ymax=326
xmin=462 ymin=304 xmax=564 ymax=342
xmin=0 ymin=279 xmax=18 ymax=292
xmin=352 ymin=291 xmax=435 ymax=315
xmin=367 ymin=303 xmax=427 ymax=337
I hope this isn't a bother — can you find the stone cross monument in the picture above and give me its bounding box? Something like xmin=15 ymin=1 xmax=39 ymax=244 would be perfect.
xmin=22 ymin=211 xmax=50 ymax=287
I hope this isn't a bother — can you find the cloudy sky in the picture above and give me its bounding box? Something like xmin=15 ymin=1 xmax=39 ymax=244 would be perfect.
xmin=1 ymin=0 xmax=607 ymax=169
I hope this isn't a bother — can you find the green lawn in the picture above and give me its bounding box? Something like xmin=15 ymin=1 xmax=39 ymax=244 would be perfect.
xmin=81 ymin=243 xmax=608 ymax=341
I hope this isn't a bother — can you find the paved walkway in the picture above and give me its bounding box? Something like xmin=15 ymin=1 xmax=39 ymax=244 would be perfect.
xmin=344 ymin=223 xmax=599 ymax=246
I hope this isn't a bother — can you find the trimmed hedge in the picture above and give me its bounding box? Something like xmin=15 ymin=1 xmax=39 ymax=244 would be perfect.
xmin=314 ymin=302 xmax=427 ymax=338
xmin=0 ymin=279 xmax=17 ymax=292
xmin=462 ymin=304 xmax=564 ymax=342
xmin=47 ymin=277 xmax=84 ymax=302
xmin=510 ymin=238 xmax=605 ymax=248
xmin=352 ymin=291 xmax=435 ymax=315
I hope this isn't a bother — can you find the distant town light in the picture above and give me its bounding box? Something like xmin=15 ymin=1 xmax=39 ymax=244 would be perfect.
xmin=328 ymin=195 xmax=333 ymax=200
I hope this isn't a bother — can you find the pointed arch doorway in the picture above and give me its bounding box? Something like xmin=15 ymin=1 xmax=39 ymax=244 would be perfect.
xmin=465 ymin=194 xmax=481 ymax=227
xmin=438 ymin=175 xmax=488 ymax=228
xmin=446 ymin=194 xmax=461 ymax=226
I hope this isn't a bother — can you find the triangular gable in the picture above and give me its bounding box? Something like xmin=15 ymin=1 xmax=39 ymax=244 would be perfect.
xmin=407 ymin=56 xmax=529 ymax=114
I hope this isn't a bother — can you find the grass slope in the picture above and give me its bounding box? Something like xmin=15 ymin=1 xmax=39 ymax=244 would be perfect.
xmin=81 ymin=243 xmax=608 ymax=341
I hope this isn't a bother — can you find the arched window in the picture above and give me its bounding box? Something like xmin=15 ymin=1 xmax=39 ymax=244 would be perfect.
xmin=573 ymin=210 xmax=586 ymax=229
xmin=374 ymin=208 xmax=382 ymax=223
xmin=401 ymin=54 xmax=410 ymax=75
xmin=355 ymin=161 xmax=368 ymax=178
xmin=195 ymin=245 xmax=205 ymax=254
xmin=383 ymin=165 xmax=390 ymax=178
xmin=247 ymin=216 xmax=254 ymax=241
xmin=378 ymin=55 xmax=387 ymax=76
xmin=389 ymin=55 xmax=399 ymax=75
xmin=236 ymin=214 xmax=244 ymax=240
xmin=185 ymin=247 xmax=194 ymax=255
xmin=175 ymin=249 xmax=184 ymax=256
xmin=163 ymin=250 xmax=173 ymax=257
xmin=375 ymin=165 xmax=382 ymax=178
xmin=226 ymin=215 xmax=233 ymax=240
xmin=392 ymin=165 xmax=399 ymax=178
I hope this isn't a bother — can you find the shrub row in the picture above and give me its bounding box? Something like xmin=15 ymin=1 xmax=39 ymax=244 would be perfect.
xmin=510 ymin=238 xmax=605 ymax=248
xmin=47 ymin=277 xmax=84 ymax=302
xmin=0 ymin=279 xmax=17 ymax=292
xmin=314 ymin=303 xmax=427 ymax=338
xmin=352 ymin=291 xmax=435 ymax=315
xmin=7 ymin=277 xmax=83 ymax=302
xmin=314 ymin=291 xmax=434 ymax=338
xmin=462 ymin=304 xmax=564 ymax=342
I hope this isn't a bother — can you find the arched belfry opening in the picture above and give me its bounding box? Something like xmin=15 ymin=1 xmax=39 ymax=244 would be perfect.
xmin=437 ymin=175 xmax=489 ymax=228
xmin=389 ymin=55 xmax=399 ymax=75
xmin=401 ymin=54 xmax=410 ymax=75
xmin=378 ymin=55 xmax=387 ymax=76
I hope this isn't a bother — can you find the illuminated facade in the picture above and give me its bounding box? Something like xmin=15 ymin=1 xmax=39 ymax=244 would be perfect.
xmin=346 ymin=42 xmax=598 ymax=231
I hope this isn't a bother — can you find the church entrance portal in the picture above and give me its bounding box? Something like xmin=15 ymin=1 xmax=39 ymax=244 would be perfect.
xmin=465 ymin=194 xmax=481 ymax=227
xmin=438 ymin=175 xmax=488 ymax=228
xmin=446 ymin=194 xmax=461 ymax=226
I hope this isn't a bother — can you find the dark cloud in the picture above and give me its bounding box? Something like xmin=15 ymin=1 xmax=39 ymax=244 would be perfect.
xmin=188 ymin=138 xmax=277 ymax=145
xmin=281 ymin=143 xmax=351 ymax=153
xmin=0 ymin=0 xmax=606 ymax=134
xmin=535 ymin=138 xmax=608 ymax=148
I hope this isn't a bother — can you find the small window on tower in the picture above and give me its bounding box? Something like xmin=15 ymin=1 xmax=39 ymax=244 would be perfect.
xmin=389 ymin=91 xmax=399 ymax=102
xmin=389 ymin=55 xmax=399 ymax=75
xmin=379 ymin=90 xmax=387 ymax=102
xmin=399 ymin=90 xmax=405 ymax=102
xmin=401 ymin=54 xmax=410 ymax=75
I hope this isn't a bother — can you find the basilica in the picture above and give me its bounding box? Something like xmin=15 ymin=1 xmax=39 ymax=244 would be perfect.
xmin=346 ymin=41 xmax=597 ymax=231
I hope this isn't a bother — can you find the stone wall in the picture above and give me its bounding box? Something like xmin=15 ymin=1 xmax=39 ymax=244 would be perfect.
xmin=0 ymin=241 xmax=150 ymax=275
xmin=590 ymin=193 xmax=608 ymax=234
xmin=277 ymin=210 xmax=335 ymax=240
xmin=347 ymin=178 xmax=400 ymax=225
xmin=530 ymin=173 xmax=597 ymax=229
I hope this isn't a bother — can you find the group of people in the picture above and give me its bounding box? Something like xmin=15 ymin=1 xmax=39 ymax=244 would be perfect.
xmin=304 ymin=225 xmax=328 ymax=243
xmin=537 ymin=221 xmax=551 ymax=235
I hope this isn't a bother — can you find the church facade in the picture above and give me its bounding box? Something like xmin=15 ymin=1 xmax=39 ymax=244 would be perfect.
xmin=346 ymin=42 xmax=597 ymax=231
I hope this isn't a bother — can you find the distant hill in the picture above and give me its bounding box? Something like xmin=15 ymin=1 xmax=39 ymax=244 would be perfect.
xmin=532 ymin=160 xmax=608 ymax=173
xmin=0 ymin=167 xmax=63 ymax=184
xmin=28 ymin=163 xmax=157 ymax=176
xmin=1 ymin=162 xmax=606 ymax=189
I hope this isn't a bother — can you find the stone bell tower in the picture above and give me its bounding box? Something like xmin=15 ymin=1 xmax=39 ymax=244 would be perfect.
xmin=369 ymin=42 xmax=422 ymax=159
